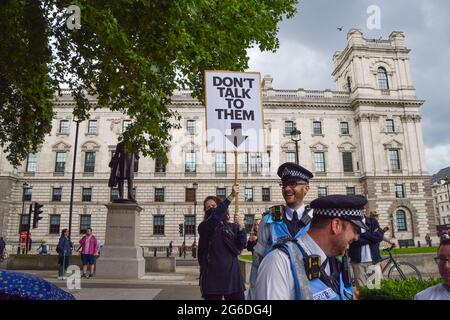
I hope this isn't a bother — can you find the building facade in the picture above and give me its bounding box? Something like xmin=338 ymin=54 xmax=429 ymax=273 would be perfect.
xmin=0 ymin=29 xmax=437 ymax=250
xmin=432 ymin=167 xmax=450 ymax=226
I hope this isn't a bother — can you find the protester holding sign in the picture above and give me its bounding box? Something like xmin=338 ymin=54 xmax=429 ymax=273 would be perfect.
xmin=197 ymin=184 xmax=247 ymax=300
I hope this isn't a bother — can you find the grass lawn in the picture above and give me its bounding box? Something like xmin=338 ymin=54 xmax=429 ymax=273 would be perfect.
xmin=239 ymin=255 xmax=253 ymax=262
xmin=380 ymin=246 xmax=437 ymax=256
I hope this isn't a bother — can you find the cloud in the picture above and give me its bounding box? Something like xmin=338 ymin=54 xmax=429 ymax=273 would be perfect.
xmin=425 ymin=145 xmax=450 ymax=175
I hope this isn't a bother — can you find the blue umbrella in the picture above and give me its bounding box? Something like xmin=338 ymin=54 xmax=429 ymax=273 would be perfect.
xmin=0 ymin=270 xmax=75 ymax=300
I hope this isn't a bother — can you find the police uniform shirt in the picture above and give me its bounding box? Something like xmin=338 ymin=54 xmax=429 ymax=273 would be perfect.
xmin=360 ymin=218 xmax=373 ymax=263
xmin=254 ymin=233 xmax=329 ymax=300
xmin=254 ymin=204 xmax=312 ymax=257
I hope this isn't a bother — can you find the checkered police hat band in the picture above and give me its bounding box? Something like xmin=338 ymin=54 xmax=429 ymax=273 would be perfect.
xmin=282 ymin=168 xmax=310 ymax=181
xmin=314 ymin=208 xmax=364 ymax=218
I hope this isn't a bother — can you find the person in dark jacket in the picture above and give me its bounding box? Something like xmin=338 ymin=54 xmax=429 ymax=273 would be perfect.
xmin=197 ymin=184 xmax=247 ymax=300
xmin=348 ymin=212 xmax=386 ymax=288
xmin=246 ymin=219 xmax=260 ymax=254
xmin=57 ymin=229 xmax=73 ymax=280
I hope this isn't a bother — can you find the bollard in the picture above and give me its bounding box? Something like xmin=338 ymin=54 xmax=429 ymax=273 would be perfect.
xmin=417 ymin=240 xmax=421 ymax=247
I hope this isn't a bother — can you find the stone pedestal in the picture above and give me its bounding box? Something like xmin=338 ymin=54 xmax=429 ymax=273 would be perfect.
xmin=96 ymin=202 xmax=145 ymax=278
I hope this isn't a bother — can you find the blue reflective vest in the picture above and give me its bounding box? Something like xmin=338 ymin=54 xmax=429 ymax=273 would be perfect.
xmin=262 ymin=207 xmax=311 ymax=256
xmin=277 ymin=240 xmax=354 ymax=300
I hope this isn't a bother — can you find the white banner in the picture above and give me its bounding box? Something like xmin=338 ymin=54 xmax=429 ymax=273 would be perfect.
xmin=205 ymin=71 xmax=265 ymax=152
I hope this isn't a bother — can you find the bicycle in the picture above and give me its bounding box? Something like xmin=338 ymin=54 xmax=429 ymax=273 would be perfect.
xmin=380 ymin=245 xmax=422 ymax=280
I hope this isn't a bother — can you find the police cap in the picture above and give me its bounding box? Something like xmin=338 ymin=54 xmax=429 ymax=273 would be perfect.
xmin=277 ymin=162 xmax=314 ymax=183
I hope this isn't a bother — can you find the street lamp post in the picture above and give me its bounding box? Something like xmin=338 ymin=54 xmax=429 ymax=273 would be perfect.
xmin=192 ymin=182 xmax=198 ymax=258
xmin=68 ymin=119 xmax=81 ymax=240
xmin=290 ymin=128 xmax=301 ymax=165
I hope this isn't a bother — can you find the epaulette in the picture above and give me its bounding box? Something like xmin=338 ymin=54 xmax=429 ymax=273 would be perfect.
xmin=268 ymin=205 xmax=285 ymax=221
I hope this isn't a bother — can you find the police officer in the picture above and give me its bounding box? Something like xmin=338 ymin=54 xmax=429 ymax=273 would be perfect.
xmin=247 ymin=162 xmax=314 ymax=299
xmin=254 ymin=195 xmax=368 ymax=300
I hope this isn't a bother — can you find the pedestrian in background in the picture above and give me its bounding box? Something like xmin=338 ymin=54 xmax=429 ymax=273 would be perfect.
xmin=57 ymin=229 xmax=72 ymax=280
xmin=37 ymin=240 xmax=48 ymax=255
xmin=169 ymin=241 xmax=173 ymax=256
xmin=246 ymin=219 xmax=261 ymax=254
xmin=348 ymin=210 xmax=386 ymax=288
xmin=79 ymin=227 xmax=98 ymax=278
xmin=0 ymin=237 xmax=6 ymax=259
xmin=425 ymin=233 xmax=432 ymax=247
xmin=198 ymin=184 xmax=247 ymax=300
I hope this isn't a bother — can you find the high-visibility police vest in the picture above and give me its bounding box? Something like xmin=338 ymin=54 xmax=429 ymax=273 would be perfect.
xmin=247 ymin=206 xmax=311 ymax=300
xmin=262 ymin=205 xmax=311 ymax=256
xmin=274 ymin=240 xmax=354 ymax=300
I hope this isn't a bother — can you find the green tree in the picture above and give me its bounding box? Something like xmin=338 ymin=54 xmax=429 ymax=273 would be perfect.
xmin=0 ymin=0 xmax=298 ymax=166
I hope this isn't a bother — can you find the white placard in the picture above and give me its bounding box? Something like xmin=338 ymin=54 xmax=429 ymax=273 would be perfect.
xmin=205 ymin=71 xmax=265 ymax=152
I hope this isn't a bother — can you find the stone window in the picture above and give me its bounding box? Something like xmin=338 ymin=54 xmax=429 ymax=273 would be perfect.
xmin=55 ymin=151 xmax=67 ymax=172
xmin=262 ymin=187 xmax=271 ymax=202
xmin=245 ymin=188 xmax=254 ymax=202
xmin=26 ymin=153 xmax=37 ymax=172
xmin=59 ymin=120 xmax=69 ymax=134
xmin=285 ymin=152 xmax=296 ymax=164
xmin=314 ymin=152 xmax=326 ymax=172
xmin=386 ymin=119 xmax=395 ymax=133
xmin=19 ymin=214 xmax=29 ymax=232
xmin=342 ymin=152 xmax=354 ymax=172
xmin=84 ymin=152 xmax=96 ymax=172
xmin=187 ymin=120 xmax=196 ymax=134
xmin=185 ymin=188 xmax=196 ymax=202
xmin=79 ymin=215 xmax=91 ymax=234
xmin=340 ymin=122 xmax=350 ymax=135
xmin=88 ymin=120 xmax=97 ymax=134
xmin=155 ymin=157 xmax=166 ymax=173
xmin=153 ymin=215 xmax=165 ymax=235
xmin=23 ymin=187 xmax=32 ymax=201
xmin=395 ymin=184 xmax=405 ymax=198
xmin=52 ymin=187 xmax=62 ymax=202
xmin=184 ymin=215 xmax=195 ymax=235
xmin=82 ymin=187 xmax=92 ymax=202
xmin=346 ymin=187 xmax=356 ymax=196
xmin=215 ymin=153 xmax=226 ymax=173
xmin=122 ymin=120 xmax=132 ymax=133
xmin=155 ymin=188 xmax=165 ymax=202
xmin=284 ymin=121 xmax=294 ymax=134
xmin=185 ymin=151 xmax=196 ymax=173
xmin=318 ymin=187 xmax=328 ymax=198
xmin=396 ymin=210 xmax=407 ymax=231
xmin=313 ymin=121 xmax=322 ymax=135
xmin=389 ymin=150 xmax=401 ymax=171
xmin=110 ymin=187 xmax=119 ymax=201
xmin=216 ymin=188 xmax=226 ymax=201
xmin=49 ymin=215 xmax=61 ymax=234
xmin=378 ymin=67 xmax=389 ymax=90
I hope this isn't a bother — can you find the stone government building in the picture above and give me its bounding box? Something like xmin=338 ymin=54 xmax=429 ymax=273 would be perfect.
xmin=0 ymin=29 xmax=437 ymax=250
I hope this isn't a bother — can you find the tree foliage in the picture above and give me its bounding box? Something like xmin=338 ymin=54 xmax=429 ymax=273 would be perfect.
xmin=0 ymin=0 xmax=298 ymax=166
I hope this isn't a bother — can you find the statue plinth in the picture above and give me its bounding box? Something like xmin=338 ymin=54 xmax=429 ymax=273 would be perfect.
xmin=96 ymin=202 xmax=145 ymax=278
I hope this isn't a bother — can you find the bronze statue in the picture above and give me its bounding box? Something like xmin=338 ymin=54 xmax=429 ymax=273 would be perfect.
xmin=108 ymin=140 xmax=139 ymax=202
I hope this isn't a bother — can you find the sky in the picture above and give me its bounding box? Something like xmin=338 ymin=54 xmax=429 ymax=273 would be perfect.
xmin=246 ymin=0 xmax=450 ymax=175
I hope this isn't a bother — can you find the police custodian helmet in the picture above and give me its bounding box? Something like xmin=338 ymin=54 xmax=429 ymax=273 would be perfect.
xmin=277 ymin=162 xmax=314 ymax=183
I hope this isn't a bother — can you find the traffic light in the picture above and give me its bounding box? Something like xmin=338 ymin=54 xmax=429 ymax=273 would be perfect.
xmin=179 ymin=223 xmax=184 ymax=236
xmin=33 ymin=202 xmax=44 ymax=229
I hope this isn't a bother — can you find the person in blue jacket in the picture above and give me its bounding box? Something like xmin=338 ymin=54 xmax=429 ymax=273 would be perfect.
xmin=57 ymin=229 xmax=73 ymax=280
xmin=197 ymin=184 xmax=247 ymax=300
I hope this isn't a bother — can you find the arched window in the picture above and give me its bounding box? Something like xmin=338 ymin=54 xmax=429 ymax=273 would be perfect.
xmin=346 ymin=76 xmax=352 ymax=93
xmin=378 ymin=67 xmax=389 ymax=90
xmin=396 ymin=209 xmax=407 ymax=231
